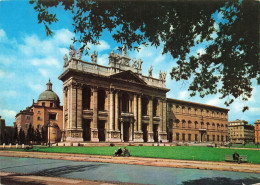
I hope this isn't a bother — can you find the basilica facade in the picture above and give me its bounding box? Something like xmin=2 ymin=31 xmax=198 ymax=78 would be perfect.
xmin=59 ymin=45 xmax=229 ymax=143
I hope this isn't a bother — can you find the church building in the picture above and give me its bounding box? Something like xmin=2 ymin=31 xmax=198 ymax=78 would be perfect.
xmin=59 ymin=45 xmax=229 ymax=143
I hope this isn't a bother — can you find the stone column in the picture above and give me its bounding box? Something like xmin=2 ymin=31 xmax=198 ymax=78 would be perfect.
xmin=148 ymin=97 xmax=154 ymax=142
xmin=92 ymin=87 xmax=99 ymax=142
xmin=121 ymin=119 xmax=124 ymax=142
xmin=134 ymin=94 xmax=144 ymax=142
xmin=133 ymin=94 xmax=138 ymax=131
xmin=62 ymin=87 xmax=66 ymax=132
xmin=160 ymin=98 xmax=168 ymax=142
xmin=109 ymin=90 xmax=114 ymax=131
xmin=77 ymin=84 xmax=82 ymax=129
xmin=115 ymin=91 xmax=119 ymax=131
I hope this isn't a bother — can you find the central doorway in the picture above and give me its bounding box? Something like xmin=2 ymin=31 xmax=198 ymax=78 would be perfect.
xmin=82 ymin=119 xmax=91 ymax=141
xmin=123 ymin=122 xmax=130 ymax=142
xmin=98 ymin=120 xmax=106 ymax=141
xmin=153 ymin=124 xmax=159 ymax=142
xmin=142 ymin=124 xmax=148 ymax=142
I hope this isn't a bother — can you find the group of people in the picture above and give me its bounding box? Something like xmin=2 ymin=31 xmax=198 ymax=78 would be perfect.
xmin=114 ymin=147 xmax=131 ymax=157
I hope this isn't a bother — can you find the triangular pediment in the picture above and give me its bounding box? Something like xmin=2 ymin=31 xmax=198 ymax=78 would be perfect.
xmin=110 ymin=70 xmax=146 ymax=85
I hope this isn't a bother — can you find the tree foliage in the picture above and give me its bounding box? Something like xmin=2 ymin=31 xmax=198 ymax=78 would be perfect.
xmin=30 ymin=0 xmax=259 ymax=110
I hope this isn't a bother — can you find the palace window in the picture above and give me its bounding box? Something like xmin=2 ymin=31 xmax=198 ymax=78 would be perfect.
xmin=37 ymin=116 xmax=41 ymax=121
xmin=49 ymin=113 xmax=57 ymax=120
xmin=188 ymin=134 xmax=191 ymax=141
xmin=176 ymin=119 xmax=180 ymax=127
xmin=182 ymin=133 xmax=185 ymax=141
xmin=212 ymin=123 xmax=215 ymax=129
xmin=195 ymin=121 xmax=198 ymax=129
xmin=188 ymin=107 xmax=191 ymax=114
xmin=188 ymin=121 xmax=191 ymax=128
xmin=153 ymin=98 xmax=159 ymax=116
xmin=217 ymin=135 xmax=220 ymax=141
xmin=195 ymin=108 xmax=197 ymax=115
xmin=176 ymin=133 xmax=179 ymax=141
xmin=213 ymin=135 xmax=215 ymax=141
xmin=25 ymin=123 xmax=30 ymax=129
xmin=201 ymin=109 xmax=203 ymax=116
xmin=206 ymin=122 xmax=210 ymax=129
xmin=37 ymin=124 xmax=41 ymax=129
xmin=50 ymin=103 xmax=53 ymax=107
xmin=182 ymin=120 xmax=186 ymax=128
xmin=42 ymin=102 xmax=45 ymax=106
xmin=26 ymin=115 xmax=30 ymax=120
xmin=176 ymin=105 xmax=179 ymax=113
xmin=207 ymin=135 xmax=209 ymax=141
xmin=195 ymin=134 xmax=198 ymax=141
xmin=37 ymin=111 xmax=41 ymax=114
xmin=182 ymin=106 xmax=185 ymax=114
xmin=221 ymin=135 xmax=224 ymax=142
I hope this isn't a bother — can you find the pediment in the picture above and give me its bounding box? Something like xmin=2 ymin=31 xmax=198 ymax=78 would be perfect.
xmin=110 ymin=70 xmax=146 ymax=85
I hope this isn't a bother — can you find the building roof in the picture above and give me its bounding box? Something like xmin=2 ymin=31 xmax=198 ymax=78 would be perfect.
xmin=167 ymin=98 xmax=229 ymax=111
xmin=38 ymin=79 xmax=60 ymax=102
xmin=38 ymin=90 xmax=60 ymax=102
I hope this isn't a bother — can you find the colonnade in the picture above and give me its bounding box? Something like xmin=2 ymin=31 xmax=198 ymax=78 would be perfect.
xmin=62 ymin=82 xmax=168 ymax=143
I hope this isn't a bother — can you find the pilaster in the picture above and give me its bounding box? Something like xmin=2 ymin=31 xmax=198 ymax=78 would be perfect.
xmin=91 ymin=87 xmax=99 ymax=142
xmin=134 ymin=95 xmax=144 ymax=142
xmin=148 ymin=96 xmax=154 ymax=142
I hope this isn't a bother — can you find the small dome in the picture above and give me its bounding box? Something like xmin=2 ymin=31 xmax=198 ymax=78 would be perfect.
xmin=38 ymin=79 xmax=60 ymax=102
xmin=38 ymin=90 xmax=60 ymax=102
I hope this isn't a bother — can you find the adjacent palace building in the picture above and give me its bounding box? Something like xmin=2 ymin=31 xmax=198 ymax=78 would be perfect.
xmin=59 ymin=45 xmax=229 ymax=144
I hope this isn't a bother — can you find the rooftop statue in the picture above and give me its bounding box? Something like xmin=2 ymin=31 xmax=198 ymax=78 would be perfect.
xmin=69 ymin=45 xmax=76 ymax=58
xmin=122 ymin=44 xmax=127 ymax=56
xmin=162 ymin=72 xmax=167 ymax=81
xmin=77 ymin=48 xmax=83 ymax=60
xmin=159 ymin=70 xmax=162 ymax=80
xmin=91 ymin=51 xmax=97 ymax=64
xmin=63 ymin=54 xmax=68 ymax=66
xmin=109 ymin=49 xmax=115 ymax=57
xmin=132 ymin=58 xmax=137 ymax=68
xmin=138 ymin=59 xmax=143 ymax=69
xmin=149 ymin=65 xmax=153 ymax=77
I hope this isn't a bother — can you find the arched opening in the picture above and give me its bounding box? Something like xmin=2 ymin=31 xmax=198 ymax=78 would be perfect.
xmin=121 ymin=92 xmax=129 ymax=113
xmin=98 ymin=89 xmax=106 ymax=111
xmin=153 ymin=98 xmax=158 ymax=116
xmin=82 ymin=86 xmax=91 ymax=109
xmin=82 ymin=119 xmax=91 ymax=141
xmin=142 ymin=96 xmax=149 ymax=116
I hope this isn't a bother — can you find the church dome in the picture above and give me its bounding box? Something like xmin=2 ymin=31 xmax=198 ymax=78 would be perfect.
xmin=38 ymin=79 xmax=60 ymax=102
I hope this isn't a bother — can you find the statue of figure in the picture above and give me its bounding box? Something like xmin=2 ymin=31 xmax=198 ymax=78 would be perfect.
xmin=91 ymin=51 xmax=97 ymax=63
xmin=69 ymin=45 xmax=76 ymax=58
xmin=110 ymin=49 xmax=115 ymax=57
xmin=149 ymin=65 xmax=153 ymax=77
xmin=63 ymin=54 xmax=68 ymax=66
xmin=162 ymin=72 xmax=167 ymax=81
xmin=122 ymin=44 xmax=127 ymax=56
xmin=159 ymin=70 xmax=162 ymax=80
xmin=132 ymin=58 xmax=137 ymax=68
xmin=138 ymin=59 xmax=143 ymax=69
xmin=115 ymin=52 xmax=120 ymax=63
xmin=77 ymin=48 xmax=83 ymax=60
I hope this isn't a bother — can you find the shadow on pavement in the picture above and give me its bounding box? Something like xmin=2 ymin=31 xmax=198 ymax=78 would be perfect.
xmin=0 ymin=174 xmax=46 ymax=185
xmin=31 ymin=163 xmax=106 ymax=177
xmin=182 ymin=177 xmax=260 ymax=185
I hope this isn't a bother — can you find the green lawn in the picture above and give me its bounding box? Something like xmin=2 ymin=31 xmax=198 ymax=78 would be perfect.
xmin=15 ymin=146 xmax=260 ymax=164
xmin=230 ymin=144 xmax=260 ymax=149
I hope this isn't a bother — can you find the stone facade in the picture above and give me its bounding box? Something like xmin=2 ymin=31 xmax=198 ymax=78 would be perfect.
xmin=228 ymin=119 xmax=255 ymax=144
xmin=59 ymin=45 xmax=229 ymax=143
xmin=167 ymin=98 xmax=229 ymax=144
xmin=59 ymin=45 xmax=169 ymax=143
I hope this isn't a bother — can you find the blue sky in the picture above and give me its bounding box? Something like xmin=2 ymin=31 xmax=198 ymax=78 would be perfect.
xmin=0 ymin=1 xmax=259 ymax=126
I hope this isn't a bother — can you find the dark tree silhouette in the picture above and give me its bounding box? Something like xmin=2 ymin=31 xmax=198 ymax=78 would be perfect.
xmin=29 ymin=0 xmax=260 ymax=110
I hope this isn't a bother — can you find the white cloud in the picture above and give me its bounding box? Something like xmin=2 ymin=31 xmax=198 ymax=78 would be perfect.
xmin=0 ymin=69 xmax=15 ymax=79
xmin=0 ymin=109 xmax=16 ymax=119
xmin=0 ymin=54 xmax=15 ymax=66
xmin=0 ymin=90 xmax=17 ymax=97
xmin=30 ymin=57 xmax=61 ymax=68
xmin=178 ymin=90 xmax=189 ymax=100
xmin=54 ymin=29 xmax=74 ymax=46
xmin=0 ymin=29 xmax=6 ymax=41
xmin=28 ymin=82 xmax=44 ymax=92
xmin=154 ymin=54 xmax=166 ymax=64
xmin=97 ymin=40 xmax=110 ymax=51
xmin=98 ymin=54 xmax=109 ymax=66
xmin=206 ymin=97 xmax=221 ymax=106
xmin=197 ymin=48 xmax=206 ymax=56
xmin=250 ymin=107 xmax=260 ymax=112
xmin=39 ymin=69 xmax=50 ymax=78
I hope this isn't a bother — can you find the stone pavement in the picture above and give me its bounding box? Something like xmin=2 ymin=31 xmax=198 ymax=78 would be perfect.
xmin=0 ymin=150 xmax=259 ymax=174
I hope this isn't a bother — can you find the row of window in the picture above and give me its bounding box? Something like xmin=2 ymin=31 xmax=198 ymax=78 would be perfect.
xmin=174 ymin=105 xmax=227 ymax=119
xmin=25 ymin=123 xmax=41 ymax=129
xmin=172 ymin=120 xmax=227 ymax=129
xmin=175 ymin=133 xmax=228 ymax=142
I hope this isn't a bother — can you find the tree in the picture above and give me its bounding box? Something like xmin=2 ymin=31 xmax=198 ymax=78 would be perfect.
xmin=35 ymin=128 xmax=41 ymax=144
xmin=30 ymin=0 xmax=259 ymax=110
xmin=41 ymin=126 xmax=46 ymax=143
xmin=18 ymin=128 xmax=25 ymax=145
xmin=13 ymin=125 xmax=18 ymax=144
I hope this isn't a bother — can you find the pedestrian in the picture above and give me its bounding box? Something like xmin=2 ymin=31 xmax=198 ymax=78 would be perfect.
xmin=114 ymin=147 xmax=123 ymax=156
xmin=233 ymin=151 xmax=240 ymax=164
xmin=123 ymin=147 xmax=131 ymax=157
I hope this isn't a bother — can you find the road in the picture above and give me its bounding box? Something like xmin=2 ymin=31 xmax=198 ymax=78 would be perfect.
xmin=1 ymin=156 xmax=260 ymax=185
